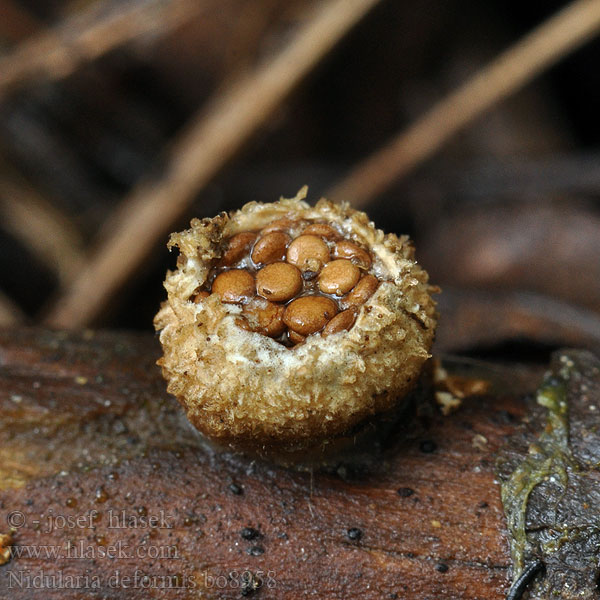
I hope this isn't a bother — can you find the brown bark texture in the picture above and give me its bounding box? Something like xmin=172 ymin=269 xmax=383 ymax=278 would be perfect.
xmin=0 ymin=327 xmax=581 ymax=599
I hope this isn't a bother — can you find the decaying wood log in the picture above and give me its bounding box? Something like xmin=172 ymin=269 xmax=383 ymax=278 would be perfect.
xmin=419 ymin=203 xmax=600 ymax=314
xmin=434 ymin=287 xmax=600 ymax=356
xmin=497 ymin=349 xmax=600 ymax=599
xmin=0 ymin=328 xmax=596 ymax=599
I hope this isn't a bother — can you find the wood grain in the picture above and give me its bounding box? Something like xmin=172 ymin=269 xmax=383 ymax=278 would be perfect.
xmin=0 ymin=329 xmax=545 ymax=598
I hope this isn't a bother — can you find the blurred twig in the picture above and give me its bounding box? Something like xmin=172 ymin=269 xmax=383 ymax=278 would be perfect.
xmin=0 ymin=0 xmax=201 ymax=100
xmin=0 ymin=0 xmax=40 ymax=43
xmin=447 ymin=151 xmax=600 ymax=199
xmin=0 ymin=157 xmax=85 ymax=285
xmin=328 ymin=0 xmax=600 ymax=207
xmin=0 ymin=290 xmax=24 ymax=326
xmin=0 ymin=3 xmax=86 ymax=294
xmin=0 ymin=0 xmax=194 ymax=295
xmin=44 ymin=0 xmax=381 ymax=328
xmin=435 ymin=288 xmax=600 ymax=355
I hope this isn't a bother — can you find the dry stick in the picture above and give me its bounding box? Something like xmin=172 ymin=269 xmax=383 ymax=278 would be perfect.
xmin=0 ymin=0 xmax=200 ymax=100
xmin=0 ymin=180 xmax=85 ymax=286
xmin=0 ymin=0 xmax=40 ymax=43
xmin=0 ymin=0 xmax=199 ymax=303
xmin=327 ymin=0 xmax=600 ymax=208
xmin=0 ymin=291 xmax=24 ymax=326
xmin=0 ymin=4 xmax=90 ymax=296
xmin=44 ymin=0 xmax=382 ymax=328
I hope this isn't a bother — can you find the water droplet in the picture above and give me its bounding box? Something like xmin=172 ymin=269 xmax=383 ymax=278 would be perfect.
xmin=95 ymin=486 xmax=109 ymax=503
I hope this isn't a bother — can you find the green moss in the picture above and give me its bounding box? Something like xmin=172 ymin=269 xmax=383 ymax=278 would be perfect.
xmin=500 ymin=358 xmax=576 ymax=579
